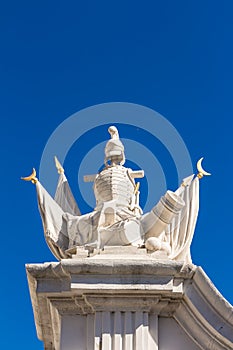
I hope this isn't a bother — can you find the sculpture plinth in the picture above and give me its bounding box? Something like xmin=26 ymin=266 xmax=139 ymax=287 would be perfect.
xmin=26 ymin=251 xmax=233 ymax=350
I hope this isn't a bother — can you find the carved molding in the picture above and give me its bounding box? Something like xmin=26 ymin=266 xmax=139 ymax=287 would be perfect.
xmin=26 ymin=261 xmax=233 ymax=349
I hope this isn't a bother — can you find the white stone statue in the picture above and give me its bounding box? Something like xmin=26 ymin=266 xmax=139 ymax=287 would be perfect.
xmin=22 ymin=126 xmax=210 ymax=264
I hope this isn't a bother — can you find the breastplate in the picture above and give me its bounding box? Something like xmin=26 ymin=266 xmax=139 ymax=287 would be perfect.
xmin=94 ymin=166 xmax=135 ymax=208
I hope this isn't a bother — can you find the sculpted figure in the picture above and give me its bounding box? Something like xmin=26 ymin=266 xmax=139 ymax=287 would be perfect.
xmin=22 ymin=126 xmax=210 ymax=263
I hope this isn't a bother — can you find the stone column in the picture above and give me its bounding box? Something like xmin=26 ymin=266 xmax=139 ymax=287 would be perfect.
xmin=48 ymin=289 xmax=160 ymax=350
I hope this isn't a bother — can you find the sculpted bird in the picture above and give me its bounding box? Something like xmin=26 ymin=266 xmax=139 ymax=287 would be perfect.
xmin=104 ymin=126 xmax=125 ymax=166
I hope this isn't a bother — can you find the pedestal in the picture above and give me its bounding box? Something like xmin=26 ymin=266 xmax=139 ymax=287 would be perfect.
xmin=26 ymin=247 xmax=233 ymax=350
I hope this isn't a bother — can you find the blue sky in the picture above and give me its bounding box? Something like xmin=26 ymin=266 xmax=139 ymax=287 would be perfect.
xmin=1 ymin=1 xmax=233 ymax=348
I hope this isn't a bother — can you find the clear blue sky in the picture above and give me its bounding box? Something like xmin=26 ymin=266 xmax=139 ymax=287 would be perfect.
xmin=1 ymin=1 xmax=233 ymax=348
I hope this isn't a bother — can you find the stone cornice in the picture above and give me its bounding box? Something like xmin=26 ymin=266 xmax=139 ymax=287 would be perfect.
xmin=26 ymin=258 xmax=193 ymax=278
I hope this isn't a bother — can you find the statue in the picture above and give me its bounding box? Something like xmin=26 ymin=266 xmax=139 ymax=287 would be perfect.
xmin=22 ymin=126 xmax=211 ymax=263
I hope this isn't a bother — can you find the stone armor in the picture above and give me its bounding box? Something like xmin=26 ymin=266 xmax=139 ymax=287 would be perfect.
xmin=94 ymin=165 xmax=135 ymax=210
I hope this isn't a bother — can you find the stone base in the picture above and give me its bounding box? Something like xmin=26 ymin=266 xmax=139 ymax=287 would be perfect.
xmin=26 ymin=257 xmax=233 ymax=350
xmin=70 ymin=245 xmax=173 ymax=260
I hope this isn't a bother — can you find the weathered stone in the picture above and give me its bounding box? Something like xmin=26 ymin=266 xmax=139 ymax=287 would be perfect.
xmin=26 ymin=257 xmax=233 ymax=349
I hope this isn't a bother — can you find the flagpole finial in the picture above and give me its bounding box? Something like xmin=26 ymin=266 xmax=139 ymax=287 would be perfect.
xmin=21 ymin=168 xmax=38 ymax=184
xmin=54 ymin=156 xmax=64 ymax=174
xmin=197 ymin=157 xmax=211 ymax=179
